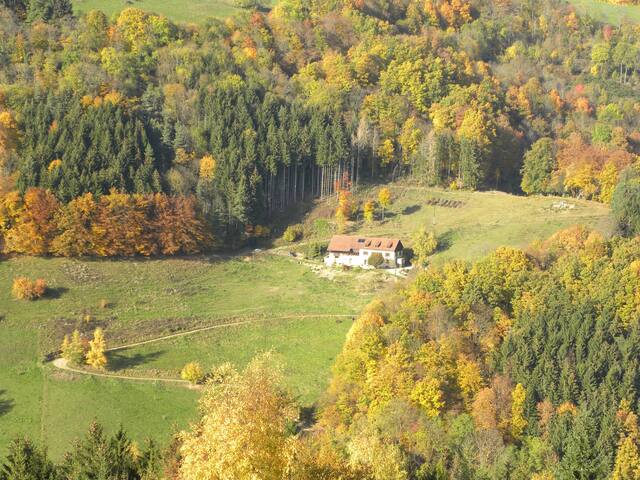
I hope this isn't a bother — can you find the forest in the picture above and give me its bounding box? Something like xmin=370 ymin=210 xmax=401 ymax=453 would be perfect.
xmin=1 ymin=0 xmax=640 ymax=248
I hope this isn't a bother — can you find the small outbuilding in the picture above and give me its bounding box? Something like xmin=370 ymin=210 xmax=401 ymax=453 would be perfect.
xmin=324 ymin=235 xmax=405 ymax=269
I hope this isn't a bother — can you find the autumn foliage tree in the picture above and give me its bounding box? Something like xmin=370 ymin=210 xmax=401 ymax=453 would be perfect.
xmin=377 ymin=188 xmax=391 ymax=221
xmin=4 ymin=188 xmax=59 ymax=255
xmin=86 ymin=328 xmax=107 ymax=370
xmin=178 ymin=353 xmax=298 ymax=479
xmin=61 ymin=330 xmax=86 ymax=366
xmin=180 ymin=362 xmax=204 ymax=384
xmin=335 ymin=189 xmax=356 ymax=231
xmin=363 ymin=200 xmax=375 ymax=224
xmin=412 ymin=227 xmax=438 ymax=267
xmin=11 ymin=277 xmax=47 ymax=300
xmin=1 ymin=189 xmax=212 ymax=257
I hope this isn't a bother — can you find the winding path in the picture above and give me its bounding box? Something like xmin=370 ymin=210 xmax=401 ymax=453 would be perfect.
xmin=52 ymin=357 xmax=195 ymax=385
xmin=50 ymin=313 xmax=355 ymax=386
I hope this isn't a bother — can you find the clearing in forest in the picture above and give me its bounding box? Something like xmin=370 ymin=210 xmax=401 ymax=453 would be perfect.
xmin=72 ymin=0 xmax=275 ymax=23
xmin=567 ymin=0 xmax=640 ymax=24
xmin=291 ymin=185 xmax=614 ymax=264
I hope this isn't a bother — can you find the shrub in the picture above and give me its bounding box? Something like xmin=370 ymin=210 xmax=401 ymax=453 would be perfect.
xmin=181 ymin=362 xmax=205 ymax=384
xmin=312 ymin=219 xmax=334 ymax=237
xmin=368 ymin=253 xmax=385 ymax=268
xmin=306 ymin=241 xmax=327 ymax=259
xmin=12 ymin=277 xmax=47 ymax=300
xmin=283 ymin=224 xmax=303 ymax=243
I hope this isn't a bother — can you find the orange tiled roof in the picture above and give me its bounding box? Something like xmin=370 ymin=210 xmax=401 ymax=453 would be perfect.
xmin=327 ymin=235 xmax=403 ymax=253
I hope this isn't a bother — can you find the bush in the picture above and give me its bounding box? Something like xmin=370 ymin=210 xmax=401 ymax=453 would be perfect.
xmin=12 ymin=277 xmax=47 ymax=300
xmin=283 ymin=224 xmax=303 ymax=243
xmin=312 ymin=219 xmax=334 ymax=237
xmin=305 ymin=241 xmax=327 ymax=259
xmin=368 ymin=253 xmax=385 ymax=268
xmin=181 ymin=362 xmax=205 ymax=384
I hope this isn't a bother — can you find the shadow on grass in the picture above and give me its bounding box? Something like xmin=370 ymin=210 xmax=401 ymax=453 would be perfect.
xmin=436 ymin=230 xmax=455 ymax=253
xmin=45 ymin=287 xmax=69 ymax=299
xmin=107 ymin=350 xmax=166 ymax=371
xmin=402 ymin=204 xmax=421 ymax=216
xmin=0 ymin=390 xmax=15 ymax=417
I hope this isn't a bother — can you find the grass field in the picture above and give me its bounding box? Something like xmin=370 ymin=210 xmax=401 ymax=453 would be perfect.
xmin=72 ymin=0 xmax=274 ymax=22
xmin=295 ymin=185 xmax=614 ymax=265
xmin=71 ymin=0 xmax=640 ymax=25
xmin=109 ymin=316 xmax=356 ymax=403
xmin=0 ymin=254 xmax=380 ymax=458
xmin=0 ymin=186 xmax=613 ymax=459
xmin=568 ymin=0 xmax=640 ymax=24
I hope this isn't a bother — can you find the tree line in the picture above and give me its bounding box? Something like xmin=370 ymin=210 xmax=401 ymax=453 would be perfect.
xmin=0 ymin=188 xmax=212 ymax=256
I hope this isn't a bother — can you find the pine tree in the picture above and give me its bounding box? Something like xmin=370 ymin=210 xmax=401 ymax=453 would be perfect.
xmin=459 ymin=137 xmax=482 ymax=190
xmin=0 ymin=438 xmax=57 ymax=480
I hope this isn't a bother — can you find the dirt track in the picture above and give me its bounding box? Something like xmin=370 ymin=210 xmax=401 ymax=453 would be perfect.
xmin=50 ymin=313 xmax=355 ymax=385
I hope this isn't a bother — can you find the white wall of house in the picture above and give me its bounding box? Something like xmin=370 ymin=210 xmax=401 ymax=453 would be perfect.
xmin=325 ymin=249 xmax=405 ymax=268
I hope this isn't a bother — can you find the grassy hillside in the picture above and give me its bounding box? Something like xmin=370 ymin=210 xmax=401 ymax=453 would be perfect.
xmin=0 ymin=187 xmax=613 ymax=458
xmin=568 ymin=0 xmax=640 ymax=23
xmin=293 ymin=185 xmax=614 ymax=264
xmin=72 ymin=0 xmax=274 ymax=22
xmin=0 ymin=254 xmax=379 ymax=458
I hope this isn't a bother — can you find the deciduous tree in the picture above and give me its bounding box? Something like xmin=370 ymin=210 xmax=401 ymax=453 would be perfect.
xmin=86 ymin=328 xmax=107 ymax=370
xmin=179 ymin=354 xmax=298 ymax=479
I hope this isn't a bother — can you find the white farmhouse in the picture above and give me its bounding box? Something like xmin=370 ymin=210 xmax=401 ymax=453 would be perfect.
xmin=324 ymin=235 xmax=406 ymax=269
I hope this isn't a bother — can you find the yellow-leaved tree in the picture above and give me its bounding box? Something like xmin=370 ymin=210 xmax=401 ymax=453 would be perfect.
xmin=61 ymin=330 xmax=86 ymax=366
xmin=199 ymin=155 xmax=217 ymax=181
xmin=179 ymin=353 xmax=298 ymax=479
xmin=181 ymin=362 xmax=204 ymax=384
xmin=363 ymin=200 xmax=376 ymax=225
xmin=0 ymin=110 xmax=18 ymax=175
xmin=612 ymin=400 xmax=640 ymax=480
xmin=86 ymin=328 xmax=107 ymax=370
xmin=456 ymin=354 xmax=483 ymax=407
xmin=377 ymin=188 xmax=392 ymax=221
xmin=510 ymin=383 xmax=527 ymax=440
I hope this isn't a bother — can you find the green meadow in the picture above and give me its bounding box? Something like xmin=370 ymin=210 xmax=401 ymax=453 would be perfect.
xmin=296 ymin=185 xmax=614 ymax=265
xmin=0 ymin=254 xmax=378 ymax=458
xmin=568 ymin=0 xmax=640 ymax=24
xmin=72 ymin=0 xmax=274 ymax=23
